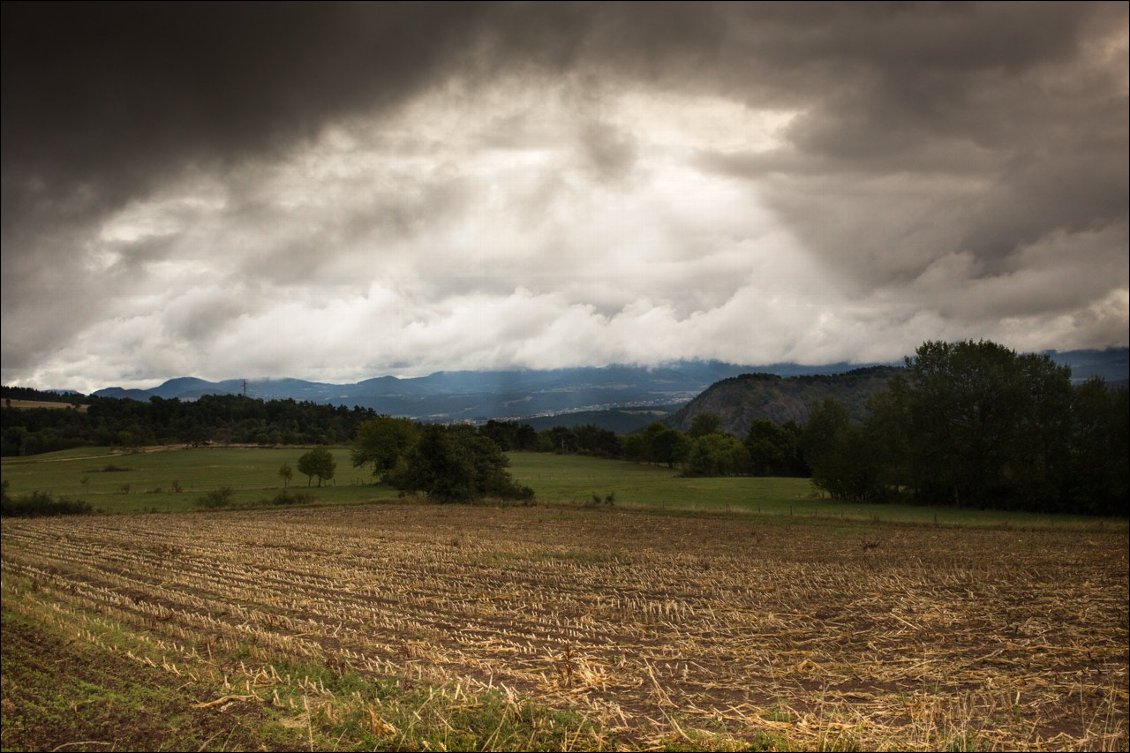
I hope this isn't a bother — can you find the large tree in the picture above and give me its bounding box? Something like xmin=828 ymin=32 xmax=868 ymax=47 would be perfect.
xmin=801 ymin=399 xmax=879 ymax=502
xmin=635 ymin=423 xmax=689 ymax=468
xmin=688 ymin=412 xmax=722 ymax=438
xmin=685 ymin=433 xmax=749 ymax=476
xmin=899 ymin=340 xmax=1072 ymax=509
xmin=352 ymin=416 xmax=419 ymax=481
xmin=392 ymin=426 xmax=532 ymax=503
xmin=745 ymin=419 xmax=806 ymax=477
xmin=1066 ymin=378 xmax=1130 ymax=515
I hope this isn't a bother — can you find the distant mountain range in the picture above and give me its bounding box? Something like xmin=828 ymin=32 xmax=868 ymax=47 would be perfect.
xmin=92 ymin=360 xmax=879 ymax=422
xmin=89 ymin=348 xmax=1127 ymax=426
xmin=1049 ymin=347 xmax=1129 ymax=386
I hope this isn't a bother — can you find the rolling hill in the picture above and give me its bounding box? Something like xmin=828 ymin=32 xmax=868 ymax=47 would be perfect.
xmin=667 ymin=366 xmax=900 ymax=436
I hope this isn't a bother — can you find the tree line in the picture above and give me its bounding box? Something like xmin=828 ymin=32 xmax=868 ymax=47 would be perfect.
xmin=1 ymin=394 xmax=381 ymax=455
xmin=800 ymin=340 xmax=1128 ymax=516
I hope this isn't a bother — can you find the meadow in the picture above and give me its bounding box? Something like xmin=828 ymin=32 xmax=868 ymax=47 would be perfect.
xmin=0 ymin=446 xmax=393 ymax=513
xmin=1 ymin=445 xmax=1127 ymax=750
xmin=2 ymin=446 xmax=1121 ymax=528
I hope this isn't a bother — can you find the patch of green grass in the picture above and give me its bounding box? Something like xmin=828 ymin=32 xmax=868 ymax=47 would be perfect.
xmin=747 ymin=730 xmax=791 ymax=751
xmin=1 ymin=575 xmax=605 ymax=752
xmin=0 ymin=446 xmax=398 ymax=513
xmin=506 ymin=452 xmax=1125 ymax=529
xmin=761 ymin=708 xmax=796 ymax=723
xmin=0 ymin=603 xmax=306 ymax=753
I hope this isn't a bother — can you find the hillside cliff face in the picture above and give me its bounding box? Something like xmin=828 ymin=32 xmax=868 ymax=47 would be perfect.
xmin=668 ymin=366 xmax=900 ymax=436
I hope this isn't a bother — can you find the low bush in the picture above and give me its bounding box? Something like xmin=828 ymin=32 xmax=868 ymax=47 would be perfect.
xmin=270 ymin=491 xmax=314 ymax=505
xmin=1 ymin=486 xmax=93 ymax=517
xmin=196 ymin=486 xmax=235 ymax=508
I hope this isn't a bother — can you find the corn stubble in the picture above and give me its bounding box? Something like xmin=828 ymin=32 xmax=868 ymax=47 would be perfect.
xmin=2 ymin=505 xmax=1126 ymax=750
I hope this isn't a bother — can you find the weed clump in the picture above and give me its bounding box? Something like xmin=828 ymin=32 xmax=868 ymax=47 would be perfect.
xmin=196 ymin=486 xmax=235 ymax=508
xmin=587 ymin=491 xmax=616 ymax=507
xmin=270 ymin=491 xmax=314 ymax=506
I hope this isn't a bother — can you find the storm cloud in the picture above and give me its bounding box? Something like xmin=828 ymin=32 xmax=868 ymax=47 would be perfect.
xmin=3 ymin=2 xmax=1126 ymax=391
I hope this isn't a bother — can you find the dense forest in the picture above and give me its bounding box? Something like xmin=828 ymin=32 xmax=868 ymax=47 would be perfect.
xmin=3 ymin=339 xmax=1127 ymax=516
xmin=799 ymin=341 xmax=1129 ymax=516
xmin=1 ymin=392 xmax=378 ymax=454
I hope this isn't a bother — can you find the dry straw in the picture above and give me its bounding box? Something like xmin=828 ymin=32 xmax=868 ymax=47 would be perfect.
xmin=2 ymin=504 xmax=1126 ymax=750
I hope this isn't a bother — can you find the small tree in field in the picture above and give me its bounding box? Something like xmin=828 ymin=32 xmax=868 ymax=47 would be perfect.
xmin=297 ymin=448 xmax=336 ymax=487
xmin=278 ymin=462 xmax=293 ymax=489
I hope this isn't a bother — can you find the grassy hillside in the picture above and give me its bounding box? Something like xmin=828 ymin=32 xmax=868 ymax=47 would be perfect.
xmin=506 ymin=453 xmax=1121 ymax=528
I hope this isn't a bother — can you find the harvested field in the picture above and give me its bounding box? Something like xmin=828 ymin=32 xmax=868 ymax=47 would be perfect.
xmin=2 ymin=398 xmax=87 ymax=411
xmin=2 ymin=505 xmax=1127 ymax=750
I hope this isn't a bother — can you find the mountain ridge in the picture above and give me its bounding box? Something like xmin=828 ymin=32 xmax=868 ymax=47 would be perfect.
xmin=86 ymin=348 xmax=1128 ymax=425
xmin=90 ymin=360 xmax=886 ymax=421
xmin=667 ymin=366 xmax=901 ymax=436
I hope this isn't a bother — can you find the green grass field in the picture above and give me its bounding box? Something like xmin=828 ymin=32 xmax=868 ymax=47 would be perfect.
xmin=2 ymin=445 xmax=1124 ymax=529
xmin=0 ymin=445 xmax=396 ymax=513
xmin=506 ymin=452 xmax=1125 ymax=529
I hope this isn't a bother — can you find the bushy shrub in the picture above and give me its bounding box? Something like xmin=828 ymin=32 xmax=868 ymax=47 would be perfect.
xmin=587 ymin=492 xmax=615 ymax=507
xmin=196 ymin=486 xmax=235 ymax=508
xmin=392 ymin=425 xmax=534 ymax=503
xmin=270 ymin=491 xmax=313 ymax=505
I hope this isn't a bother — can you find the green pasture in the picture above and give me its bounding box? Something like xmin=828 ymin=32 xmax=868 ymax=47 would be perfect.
xmin=507 ymin=453 xmax=1123 ymax=529
xmin=1 ymin=446 xmax=1122 ymax=529
xmin=0 ymin=446 xmax=395 ymax=513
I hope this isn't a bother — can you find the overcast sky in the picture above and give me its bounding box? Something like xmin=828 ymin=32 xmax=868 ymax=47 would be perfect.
xmin=3 ymin=2 xmax=1127 ymax=391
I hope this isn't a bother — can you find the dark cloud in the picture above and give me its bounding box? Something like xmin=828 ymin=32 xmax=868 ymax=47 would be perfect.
xmin=5 ymin=2 xmax=1120 ymax=229
xmin=2 ymin=2 xmax=1126 ymax=388
xmin=681 ymin=2 xmax=1128 ymax=289
xmin=2 ymin=3 xmax=485 ymax=218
